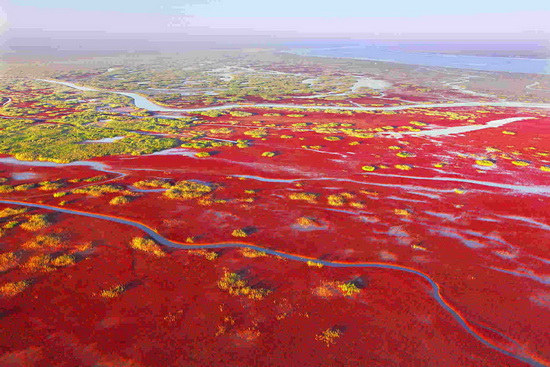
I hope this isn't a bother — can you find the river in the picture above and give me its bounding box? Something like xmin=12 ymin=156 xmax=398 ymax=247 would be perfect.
xmin=38 ymin=79 xmax=550 ymax=113
xmin=0 ymin=199 xmax=542 ymax=366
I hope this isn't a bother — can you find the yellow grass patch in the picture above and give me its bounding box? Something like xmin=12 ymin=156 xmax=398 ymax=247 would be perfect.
xmin=20 ymin=214 xmax=51 ymax=231
xmin=511 ymin=160 xmax=530 ymax=167
xmin=475 ymin=159 xmax=494 ymax=167
xmin=24 ymin=254 xmax=54 ymax=272
xmin=100 ymin=284 xmax=125 ymax=298
xmin=231 ymin=229 xmax=248 ymax=238
xmin=23 ymin=234 xmax=63 ymax=249
xmin=217 ymin=271 xmax=271 ymax=300
xmin=0 ymin=280 xmax=29 ymax=297
xmin=0 ymin=252 xmax=19 ymax=272
xmin=130 ymin=237 xmax=165 ymax=257
xmin=239 ymin=248 xmax=268 ymax=258
xmin=0 ymin=207 xmax=28 ymax=218
xmin=316 ymin=328 xmax=342 ymax=346
xmin=288 ymin=192 xmax=318 ymax=203
xmin=395 ymin=164 xmax=412 ymax=171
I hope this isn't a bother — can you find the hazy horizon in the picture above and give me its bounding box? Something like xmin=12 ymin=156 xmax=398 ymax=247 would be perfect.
xmin=1 ymin=0 xmax=549 ymax=62
xmin=2 ymin=0 xmax=550 ymax=38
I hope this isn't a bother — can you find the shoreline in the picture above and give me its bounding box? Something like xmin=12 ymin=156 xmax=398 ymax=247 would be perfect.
xmin=283 ymin=47 xmax=550 ymax=76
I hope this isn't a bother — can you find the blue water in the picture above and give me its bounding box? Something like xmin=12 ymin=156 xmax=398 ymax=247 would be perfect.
xmin=289 ymin=45 xmax=550 ymax=75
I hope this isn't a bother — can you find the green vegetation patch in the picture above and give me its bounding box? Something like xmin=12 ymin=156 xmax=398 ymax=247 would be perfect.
xmin=0 ymin=121 xmax=178 ymax=163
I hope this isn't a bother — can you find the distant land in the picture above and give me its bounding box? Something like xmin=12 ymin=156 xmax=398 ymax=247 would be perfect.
xmin=1 ymin=29 xmax=549 ymax=60
xmin=287 ymin=42 xmax=550 ymax=75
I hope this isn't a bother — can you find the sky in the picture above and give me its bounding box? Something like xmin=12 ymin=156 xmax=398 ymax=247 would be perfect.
xmin=2 ymin=0 xmax=550 ymax=37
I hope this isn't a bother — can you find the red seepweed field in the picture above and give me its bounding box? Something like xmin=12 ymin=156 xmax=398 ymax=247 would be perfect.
xmin=0 ymin=52 xmax=549 ymax=366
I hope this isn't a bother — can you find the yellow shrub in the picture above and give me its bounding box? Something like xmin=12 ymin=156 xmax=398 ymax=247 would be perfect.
xmin=15 ymin=184 xmax=36 ymax=191
xmin=0 ymin=280 xmax=29 ymax=297
xmin=163 ymin=180 xmax=212 ymax=200
xmin=345 ymin=132 xmax=374 ymax=138
xmin=217 ymin=271 xmax=271 ymax=300
xmin=475 ymin=159 xmax=494 ymax=167
xmin=38 ymin=181 xmax=65 ymax=191
xmin=0 ymin=185 xmax=15 ymax=193
xmin=2 ymin=220 xmax=19 ymax=229
xmin=100 ymin=284 xmax=125 ymax=298
xmin=239 ymin=248 xmax=268 ymax=258
xmin=83 ymin=175 xmax=109 ymax=183
xmin=296 ymin=217 xmax=317 ymax=227
xmin=396 ymin=151 xmax=415 ymax=158
xmin=229 ymin=111 xmax=253 ymax=117
xmin=73 ymin=184 xmax=123 ymax=197
xmin=20 ymin=214 xmax=50 ymax=231
xmin=51 ymin=254 xmax=76 ymax=267
xmin=133 ymin=179 xmax=171 ymax=189
xmin=24 ymin=254 xmax=54 ymax=272
xmin=75 ymin=242 xmax=93 ymax=252
xmin=337 ymin=282 xmax=361 ymax=296
xmin=307 ymin=261 xmax=323 ymax=268
xmin=394 ymin=209 xmax=410 ymax=216
xmin=288 ymin=192 xmax=318 ymax=203
xmin=244 ymin=130 xmax=268 ymax=138
xmin=189 ymin=249 xmax=218 ymax=261
xmin=236 ymin=140 xmax=251 ymax=148
xmin=195 ymin=152 xmax=211 ymax=158
xmin=511 ymin=160 xmax=529 ymax=167
xmin=23 ymin=234 xmax=62 ymax=249
xmin=0 ymin=207 xmax=28 ymax=218
xmin=302 ymin=145 xmax=323 ymax=150
xmin=130 ymin=237 xmax=165 ymax=257
xmin=232 ymin=229 xmax=248 ymax=238
xmin=109 ymin=196 xmax=132 ymax=205
xmin=327 ymin=195 xmax=345 ymax=207
xmin=316 ymin=328 xmax=342 ymax=346
xmin=209 ymin=127 xmax=233 ymax=134
xmin=0 ymin=252 xmax=19 ymax=272
xmin=395 ymin=164 xmax=412 ymax=171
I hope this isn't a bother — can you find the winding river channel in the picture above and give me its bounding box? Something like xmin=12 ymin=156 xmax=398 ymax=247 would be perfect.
xmin=0 ymin=199 xmax=544 ymax=366
xmin=4 ymin=77 xmax=544 ymax=365
xmin=38 ymin=79 xmax=550 ymax=113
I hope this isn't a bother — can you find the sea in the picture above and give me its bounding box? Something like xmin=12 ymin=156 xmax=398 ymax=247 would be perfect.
xmin=287 ymin=45 xmax=550 ymax=75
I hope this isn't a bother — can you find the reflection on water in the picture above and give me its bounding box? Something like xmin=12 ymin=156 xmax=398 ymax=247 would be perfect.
xmin=11 ymin=172 xmax=38 ymax=180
